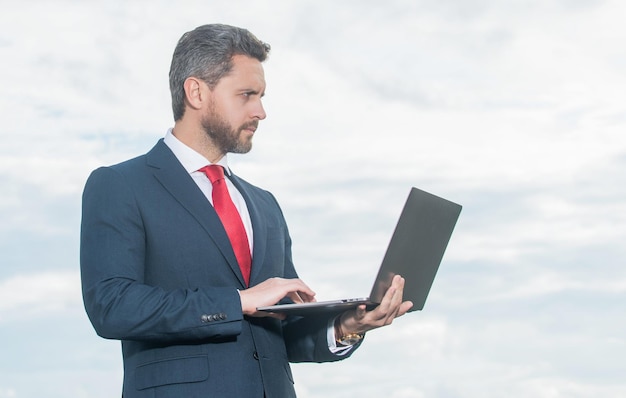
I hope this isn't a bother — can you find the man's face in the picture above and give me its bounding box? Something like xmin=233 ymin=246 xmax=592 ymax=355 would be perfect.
xmin=201 ymin=55 xmax=267 ymax=155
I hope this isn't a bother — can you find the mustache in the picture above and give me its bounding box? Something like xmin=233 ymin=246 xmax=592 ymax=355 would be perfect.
xmin=240 ymin=121 xmax=259 ymax=131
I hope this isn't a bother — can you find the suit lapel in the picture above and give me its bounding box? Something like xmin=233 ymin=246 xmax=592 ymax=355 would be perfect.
xmin=227 ymin=173 xmax=268 ymax=286
xmin=146 ymin=140 xmax=247 ymax=287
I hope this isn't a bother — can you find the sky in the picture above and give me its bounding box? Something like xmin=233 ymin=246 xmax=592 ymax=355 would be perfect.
xmin=1 ymin=0 xmax=625 ymax=397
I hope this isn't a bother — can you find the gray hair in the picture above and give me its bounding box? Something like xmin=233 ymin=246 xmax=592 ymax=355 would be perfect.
xmin=169 ymin=24 xmax=271 ymax=121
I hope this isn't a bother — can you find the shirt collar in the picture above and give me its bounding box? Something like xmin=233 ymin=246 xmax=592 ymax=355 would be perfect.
xmin=163 ymin=128 xmax=231 ymax=175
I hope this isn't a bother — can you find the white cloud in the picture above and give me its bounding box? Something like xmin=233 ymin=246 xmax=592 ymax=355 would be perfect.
xmin=0 ymin=271 xmax=82 ymax=322
xmin=1 ymin=1 xmax=626 ymax=397
xmin=517 ymin=376 xmax=626 ymax=398
xmin=0 ymin=389 xmax=17 ymax=398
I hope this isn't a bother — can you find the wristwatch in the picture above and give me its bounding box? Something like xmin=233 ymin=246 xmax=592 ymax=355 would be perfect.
xmin=337 ymin=332 xmax=365 ymax=346
xmin=334 ymin=316 xmax=365 ymax=346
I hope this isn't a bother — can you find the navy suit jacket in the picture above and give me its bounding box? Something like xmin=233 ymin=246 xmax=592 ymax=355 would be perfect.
xmin=80 ymin=139 xmax=357 ymax=397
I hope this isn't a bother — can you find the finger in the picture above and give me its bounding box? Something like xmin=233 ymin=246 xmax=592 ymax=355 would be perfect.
xmin=355 ymin=304 xmax=367 ymax=320
xmin=298 ymin=291 xmax=317 ymax=303
xmin=384 ymin=275 xmax=404 ymax=301
xmin=376 ymin=284 xmax=399 ymax=314
xmin=287 ymin=279 xmax=316 ymax=300
xmin=383 ymin=300 xmax=413 ymax=324
xmin=293 ymin=278 xmax=316 ymax=295
xmin=371 ymin=277 xmax=405 ymax=322
xmin=390 ymin=274 xmax=405 ymax=293
xmin=387 ymin=276 xmax=406 ymax=307
xmin=292 ymin=291 xmax=304 ymax=303
xmin=288 ymin=290 xmax=316 ymax=303
xmin=386 ymin=279 xmax=407 ymax=319
xmin=398 ymin=301 xmax=414 ymax=316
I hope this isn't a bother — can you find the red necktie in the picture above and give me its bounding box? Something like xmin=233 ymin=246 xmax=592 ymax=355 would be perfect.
xmin=199 ymin=165 xmax=252 ymax=286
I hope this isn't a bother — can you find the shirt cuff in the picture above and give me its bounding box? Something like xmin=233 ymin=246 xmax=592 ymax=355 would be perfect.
xmin=326 ymin=316 xmax=354 ymax=355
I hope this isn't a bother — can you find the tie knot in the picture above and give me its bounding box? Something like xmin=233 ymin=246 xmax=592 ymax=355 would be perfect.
xmin=200 ymin=165 xmax=225 ymax=184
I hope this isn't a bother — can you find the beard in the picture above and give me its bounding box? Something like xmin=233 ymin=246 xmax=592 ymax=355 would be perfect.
xmin=200 ymin=105 xmax=257 ymax=155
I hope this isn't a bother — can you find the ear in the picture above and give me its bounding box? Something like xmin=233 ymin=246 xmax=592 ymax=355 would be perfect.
xmin=183 ymin=77 xmax=207 ymax=111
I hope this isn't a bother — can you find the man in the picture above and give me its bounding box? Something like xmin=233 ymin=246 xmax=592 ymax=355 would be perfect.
xmin=80 ymin=24 xmax=413 ymax=397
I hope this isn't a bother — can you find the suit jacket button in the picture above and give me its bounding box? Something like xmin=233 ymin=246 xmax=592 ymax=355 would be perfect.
xmin=219 ymin=313 xmax=227 ymax=320
xmin=201 ymin=314 xmax=210 ymax=323
xmin=253 ymin=351 xmax=259 ymax=360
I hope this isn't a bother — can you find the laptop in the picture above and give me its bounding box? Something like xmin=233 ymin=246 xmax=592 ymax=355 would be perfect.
xmin=257 ymin=187 xmax=462 ymax=316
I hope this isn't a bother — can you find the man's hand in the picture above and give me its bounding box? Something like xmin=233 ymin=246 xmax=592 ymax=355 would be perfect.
xmin=239 ymin=277 xmax=316 ymax=319
xmin=338 ymin=274 xmax=413 ymax=335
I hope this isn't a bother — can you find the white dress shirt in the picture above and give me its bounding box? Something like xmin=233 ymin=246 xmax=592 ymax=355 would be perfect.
xmin=164 ymin=129 xmax=253 ymax=252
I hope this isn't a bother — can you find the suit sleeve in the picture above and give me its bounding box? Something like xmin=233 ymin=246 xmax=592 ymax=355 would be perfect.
xmin=282 ymin=315 xmax=363 ymax=363
xmin=80 ymin=166 xmax=244 ymax=343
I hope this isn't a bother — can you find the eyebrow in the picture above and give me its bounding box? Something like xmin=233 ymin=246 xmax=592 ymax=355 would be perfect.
xmin=241 ymin=88 xmax=265 ymax=97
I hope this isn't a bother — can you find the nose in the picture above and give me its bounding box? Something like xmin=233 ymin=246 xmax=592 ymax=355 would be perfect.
xmin=252 ymin=99 xmax=266 ymax=120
